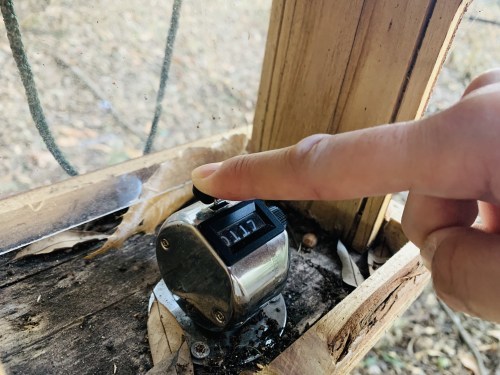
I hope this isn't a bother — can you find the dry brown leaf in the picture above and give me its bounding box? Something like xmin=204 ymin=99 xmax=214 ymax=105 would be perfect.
xmin=458 ymin=350 xmax=480 ymax=375
xmin=337 ymin=240 xmax=365 ymax=287
xmin=425 ymin=349 xmax=444 ymax=357
xmin=146 ymin=340 xmax=194 ymax=375
xmin=147 ymin=295 xmax=187 ymax=365
xmin=478 ymin=343 xmax=498 ymax=352
xmin=88 ymin=134 xmax=247 ymax=257
xmin=14 ymin=230 xmax=109 ymax=260
xmin=487 ymin=329 xmax=500 ymax=341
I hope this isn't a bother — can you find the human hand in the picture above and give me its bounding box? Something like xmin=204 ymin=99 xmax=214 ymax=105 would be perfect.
xmin=192 ymin=69 xmax=500 ymax=322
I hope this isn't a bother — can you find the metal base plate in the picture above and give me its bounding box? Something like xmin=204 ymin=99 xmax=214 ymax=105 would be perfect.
xmin=149 ymin=280 xmax=287 ymax=366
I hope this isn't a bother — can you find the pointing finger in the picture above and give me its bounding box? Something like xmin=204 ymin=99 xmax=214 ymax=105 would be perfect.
xmin=193 ymin=92 xmax=500 ymax=202
xmin=193 ymin=126 xmax=417 ymax=201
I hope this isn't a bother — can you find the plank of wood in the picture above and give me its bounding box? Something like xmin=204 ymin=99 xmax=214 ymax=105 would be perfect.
xmin=4 ymin=288 xmax=153 ymax=375
xmin=395 ymin=0 xmax=471 ymax=121
xmin=0 ymin=205 xmax=352 ymax=374
xmin=261 ymin=242 xmax=430 ymax=375
xmin=0 ymin=126 xmax=250 ymax=217
xmin=252 ymin=0 xmax=469 ymax=251
xmin=0 ymin=127 xmax=250 ymax=255
xmin=0 ymin=234 xmax=158 ymax=361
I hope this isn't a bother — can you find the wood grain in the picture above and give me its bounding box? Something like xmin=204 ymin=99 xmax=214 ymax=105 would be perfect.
xmin=252 ymin=0 xmax=470 ymax=251
xmin=0 ymin=127 xmax=250 ymax=217
xmin=261 ymin=243 xmax=430 ymax=375
xmin=0 ymin=209 xmax=351 ymax=374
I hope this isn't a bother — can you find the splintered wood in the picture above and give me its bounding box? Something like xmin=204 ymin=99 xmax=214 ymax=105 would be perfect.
xmin=261 ymin=244 xmax=430 ymax=375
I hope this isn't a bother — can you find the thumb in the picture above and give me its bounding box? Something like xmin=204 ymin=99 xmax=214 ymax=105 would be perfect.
xmin=424 ymin=226 xmax=500 ymax=322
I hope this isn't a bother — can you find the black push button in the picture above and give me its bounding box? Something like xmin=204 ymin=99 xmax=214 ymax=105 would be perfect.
xmin=193 ymin=185 xmax=216 ymax=204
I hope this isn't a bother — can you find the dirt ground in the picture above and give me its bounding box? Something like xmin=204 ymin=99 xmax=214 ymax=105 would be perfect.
xmin=1 ymin=0 xmax=500 ymax=374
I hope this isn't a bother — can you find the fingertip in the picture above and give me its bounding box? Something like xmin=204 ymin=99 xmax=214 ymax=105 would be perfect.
xmin=191 ymin=162 xmax=221 ymax=195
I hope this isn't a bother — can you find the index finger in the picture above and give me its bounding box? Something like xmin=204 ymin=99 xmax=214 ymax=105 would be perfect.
xmin=191 ymin=98 xmax=496 ymax=202
xmin=192 ymin=125 xmax=414 ymax=201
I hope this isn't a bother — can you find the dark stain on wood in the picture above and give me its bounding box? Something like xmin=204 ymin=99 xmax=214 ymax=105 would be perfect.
xmin=0 ymin=207 xmax=355 ymax=374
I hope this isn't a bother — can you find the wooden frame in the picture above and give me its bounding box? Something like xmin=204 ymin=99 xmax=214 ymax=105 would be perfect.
xmin=0 ymin=1 xmax=471 ymax=373
xmin=261 ymin=243 xmax=429 ymax=375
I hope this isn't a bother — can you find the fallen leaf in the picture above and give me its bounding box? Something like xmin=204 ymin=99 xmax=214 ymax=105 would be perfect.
xmin=147 ymin=294 xmax=187 ymax=365
xmin=337 ymin=240 xmax=365 ymax=287
xmin=487 ymin=329 xmax=500 ymax=341
xmin=367 ymin=244 xmax=391 ymax=275
xmin=88 ymin=134 xmax=247 ymax=257
xmin=458 ymin=350 xmax=480 ymax=375
xmin=88 ymin=184 xmax=193 ymax=258
xmin=146 ymin=340 xmax=193 ymax=375
xmin=425 ymin=349 xmax=444 ymax=357
xmin=478 ymin=343 xmax=498 ymax=352
xmin=14 ymin=230 xmax=109 ymax=260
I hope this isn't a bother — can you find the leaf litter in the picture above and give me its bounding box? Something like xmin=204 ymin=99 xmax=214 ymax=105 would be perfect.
xmin=14 ymin=230 xmax=109 ymax=260
xmin=11 ymin=134 xmax=247 ymax=261
xmin=147 ymin=294 xmax=194 ymax=374
xmin=337 ymin=240 xmax=365 ymax=287
xmin=87 ymin=134 xmax=247 ymax=258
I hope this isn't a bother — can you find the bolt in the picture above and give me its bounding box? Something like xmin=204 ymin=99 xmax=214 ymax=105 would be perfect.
xmin=160 ymin=238 xmax=169 ymax=250
xmin=213 ymin=309 xmax=226 ymax=324
xmin=191 ymin=341 xmax=210 ymax=359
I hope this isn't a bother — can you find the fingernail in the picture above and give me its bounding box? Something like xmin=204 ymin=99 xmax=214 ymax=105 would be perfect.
xmin=192 ymin=162 xmax=221 ymax=181
xmin=420 ymin=237 xmax=437 ymax=270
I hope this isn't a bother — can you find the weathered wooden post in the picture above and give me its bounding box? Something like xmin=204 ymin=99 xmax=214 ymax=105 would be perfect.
xmin=253 ymin=0 xmax=470 ymax=252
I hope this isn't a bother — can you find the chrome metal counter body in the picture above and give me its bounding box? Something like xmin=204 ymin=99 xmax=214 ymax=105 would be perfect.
xmin=156 ymin=201 xmax=289 ymax=332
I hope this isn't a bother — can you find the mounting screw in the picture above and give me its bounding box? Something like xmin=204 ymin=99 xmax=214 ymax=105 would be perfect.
xmin=191 ymin=341 xmax=210 ymax=359
xmin=213 ymin=309 xmax=226 ymax=324
xmin=160 ymin=238 xmax=169 ymax=250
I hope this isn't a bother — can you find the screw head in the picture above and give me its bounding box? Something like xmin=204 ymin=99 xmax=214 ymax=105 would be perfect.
xmin=213 ymin=309 xmax=226 ymax=324
xmin=191 ymin=341 xmax=210 ymax=359
xmin=160 ymin=238 xmax=169 ymax=250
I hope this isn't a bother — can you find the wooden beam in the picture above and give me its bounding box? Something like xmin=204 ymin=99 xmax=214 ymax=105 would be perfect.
xmin=261 ymin=242 xmax=430 ymax=375
xmin=252 ymin=0 xmax=469 ymax=251
xmin=0 ymin=127 xmax=250 ymax=253
xmin=0 ymin=126 xmax=251 ymax=214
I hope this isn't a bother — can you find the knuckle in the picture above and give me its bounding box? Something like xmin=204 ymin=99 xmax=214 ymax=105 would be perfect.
xmin=287 ymin=134 xmax=330 ymax=200
xmin=400 ymin=198 xmax=425 ymax=247
xmin=230 ymin=155 xmax=251 ymax=178
xmin=466 ymin=69 xmax=500 ymax=94
xmin=432 ymin=236 xmax=458 ymax=294
xmin=400 ymin=209 xmax=414 ymax=242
